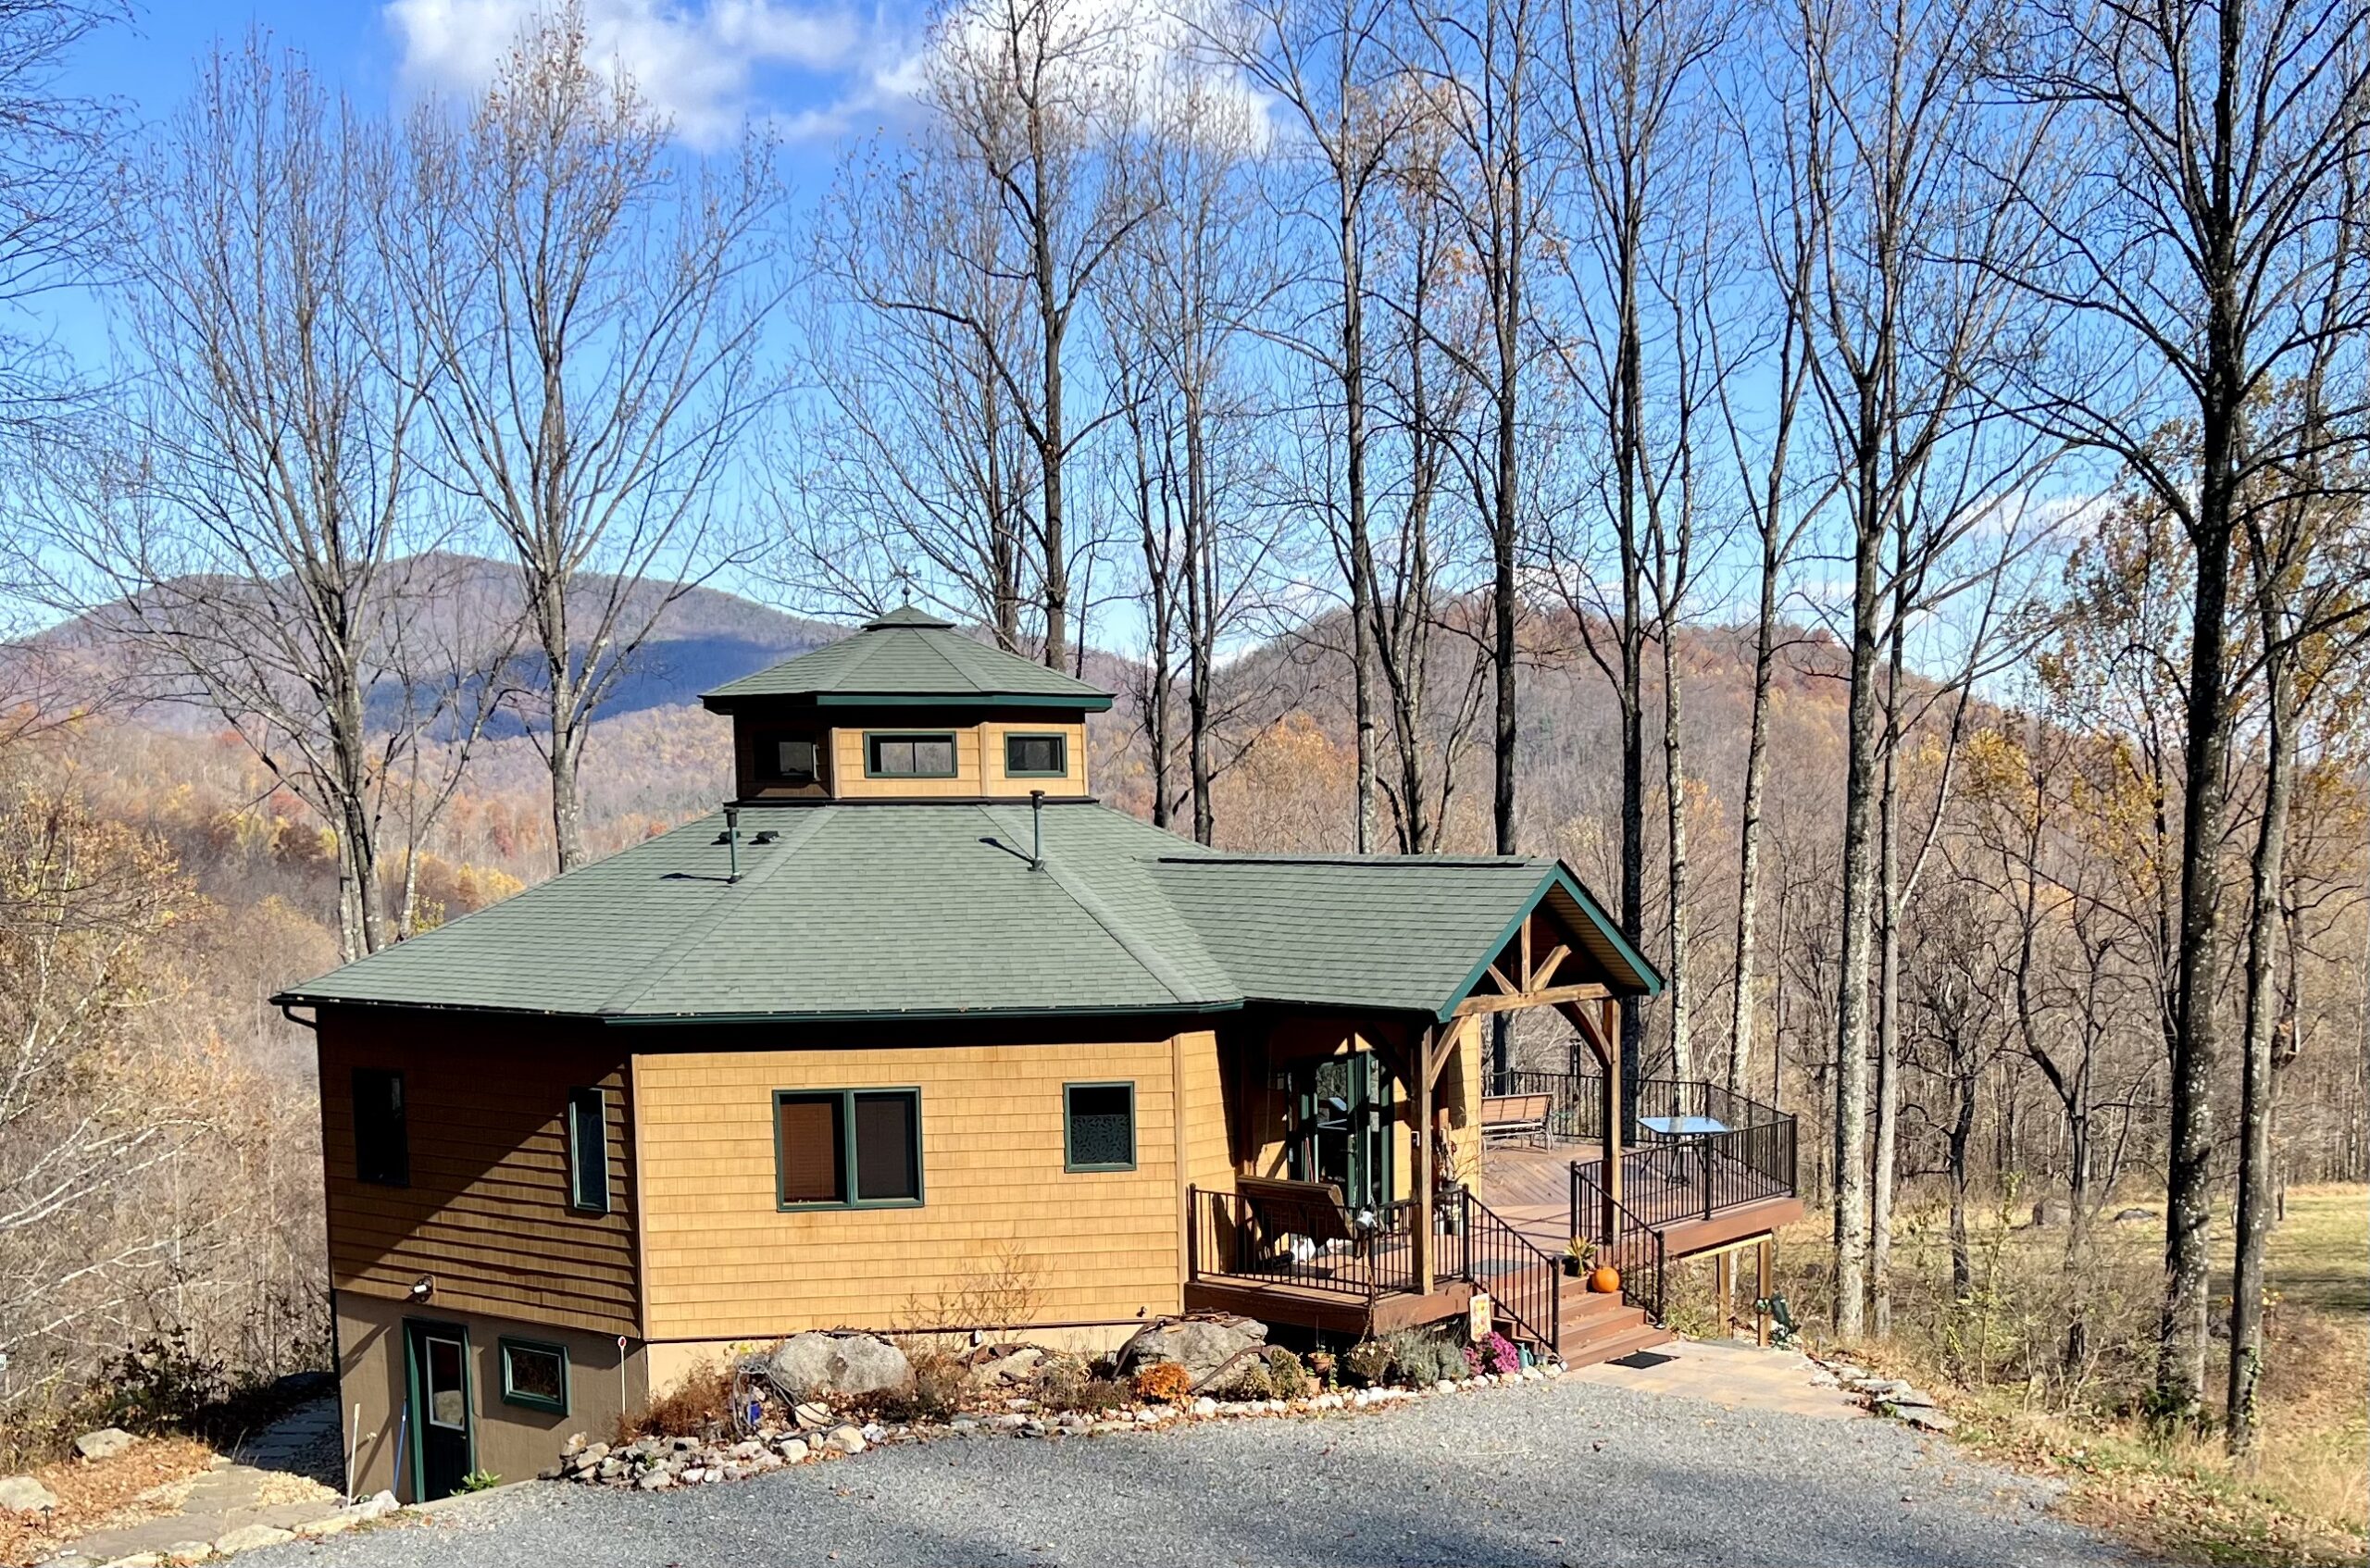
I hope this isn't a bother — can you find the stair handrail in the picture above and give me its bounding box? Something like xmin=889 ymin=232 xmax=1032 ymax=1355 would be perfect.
xmin=1567 ymin=1160 xmax=1667 ymax=1324
xmin=1447 ymin=1188 xmax=1562 ymax=1356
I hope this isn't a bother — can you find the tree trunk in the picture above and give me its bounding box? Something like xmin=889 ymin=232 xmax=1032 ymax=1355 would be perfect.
xmin=1661 ymin=627 xmax=1691 ymax=1083
xmin=1871 ymin=584 xmax=1906 ymax=1338
xmin=2227 ymin=625 xmax=2295 ymax=1450
xmin=1728 ymin=556 xmax=1778 ymax=1095
xmin=1830 ymin=441 xmax=1884 ymax=1340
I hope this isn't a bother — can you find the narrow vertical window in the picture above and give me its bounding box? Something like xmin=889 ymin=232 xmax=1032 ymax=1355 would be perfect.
xmin=566 ymin=1088 xmax=609 ymax=1213
xmin=354 ymin=1068 xmax=407 ymax=1187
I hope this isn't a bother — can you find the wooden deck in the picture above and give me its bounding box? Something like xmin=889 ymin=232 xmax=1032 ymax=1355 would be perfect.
xmin=1478 ymin=1141 xmax=1800 ymax=1261
xmin=1182 ymin=1275 xmax=1476 ymax=1337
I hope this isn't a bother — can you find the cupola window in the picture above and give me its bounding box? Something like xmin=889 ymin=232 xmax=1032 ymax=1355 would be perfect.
xmin=1004 ymin=733 xmax=1067 ymax=778
xmin=866 ymin=732 xmax=957 ymax=778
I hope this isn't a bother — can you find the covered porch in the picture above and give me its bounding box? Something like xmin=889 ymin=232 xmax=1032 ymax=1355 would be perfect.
xmin=1176 ymin=876 xmax=1801 ymax=1363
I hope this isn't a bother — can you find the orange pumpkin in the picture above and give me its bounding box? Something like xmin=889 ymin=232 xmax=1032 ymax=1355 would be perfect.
xmin=1589 ymin=1265 xmax=1623 ymax=1295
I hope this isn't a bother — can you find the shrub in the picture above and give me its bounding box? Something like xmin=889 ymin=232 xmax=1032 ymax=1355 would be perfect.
xmin=1130 ymin=1361 xmax=1191 ymax=1404
xmin=1265 ymin=1348 xmax=1316 ymax=1400
xmin=1466 ymin=1333 xmax=1521 ymax=1376
xmin=1385 ymin=1328 xmax=1467 ymax=1387
xmin=1341 ymin=1339 xmax=1394 ymax=1387
xmin=617 ymin=1358 xmax=737 ymax=1442
xmin=454 ymin=1468 xmax=503 ymax=1493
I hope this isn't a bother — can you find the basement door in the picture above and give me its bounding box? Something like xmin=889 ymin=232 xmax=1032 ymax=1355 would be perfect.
xmin=403 ymin=1319 xmax=474 ymax=1501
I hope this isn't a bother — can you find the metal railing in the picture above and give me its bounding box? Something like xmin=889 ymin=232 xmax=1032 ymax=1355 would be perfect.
xmin=1499 ymin=1069 xmax=1605 ymax=1144
xmin=1442 ymin=1188 xmax=1561 ymax=1353
xmin=1187 ymin=1188 xmax=1422 ymax=1300
xmin=1569 ymin=1161 xmax=1667 ymax=1323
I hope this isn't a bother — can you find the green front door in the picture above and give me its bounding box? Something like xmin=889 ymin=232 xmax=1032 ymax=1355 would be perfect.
xmin=1289 ymin=1053 xmax=1393 ymax=1213
xmin=403 ymin=1319 xmax=474 ymax=1501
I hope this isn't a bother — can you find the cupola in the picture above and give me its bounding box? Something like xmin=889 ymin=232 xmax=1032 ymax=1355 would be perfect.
xmin=699 ymin=607 xmax=1112 ymax=804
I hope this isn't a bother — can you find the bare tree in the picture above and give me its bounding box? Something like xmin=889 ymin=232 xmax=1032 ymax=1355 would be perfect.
xmin=1101 ymin=49 xmax=1280 ymax=842
xmin=1785 ymin=0 xmax=2045 ymax=1338
xmin=31 ymin=39 xmax=473 ymax=960
xmin=1544 ymin=0 xmax=1723 ymax=1094
xmin=393 ymin=6 xmax=786 ymax=873
xmin=1984 ymin=0 xmax=2370 ymax=1417
xmin=792 ymin=131 xmax=1041 ymax=646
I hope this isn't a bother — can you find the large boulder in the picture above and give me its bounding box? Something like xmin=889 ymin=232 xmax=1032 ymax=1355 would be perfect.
xmin=1116 ymin=1315 xmax=1267 ymax=1390
xmin=0 ymin=1475 xmax=58 ymax=1513
xmin=765 ymin=1333 xmax=913 ymax=1401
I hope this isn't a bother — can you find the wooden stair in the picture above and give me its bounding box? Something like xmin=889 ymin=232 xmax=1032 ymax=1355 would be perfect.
xmin=1553 ymin=1278 xmax=1675 ymax=1369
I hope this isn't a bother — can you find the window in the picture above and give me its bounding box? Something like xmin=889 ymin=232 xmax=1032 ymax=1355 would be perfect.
xmin=354 ymin=1069 xmax=407 ymax=1187
xmin=761 ymin=736 xmax=818 ymax=786
xmin=866 ymin=732 xmax=957 ymax=778
xmin=775 ymin=1089 xmax=922 ymax=1209
xmin=1004 ymin=733 xmax=1067 ymax=778
xmin=1064 ymin=1082 xmax=1136 ymax=1172
xmin=565 ymin=1088 xmax=608 ymax=1213
xmin=422 ymin=1333 xmax=467 ymax=1428
xmin=499 ymin=1339 xmax=569 ymax=1414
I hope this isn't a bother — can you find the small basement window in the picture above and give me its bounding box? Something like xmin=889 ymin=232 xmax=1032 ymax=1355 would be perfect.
xmin=776 ymin=1089 xmax=923 ymax=1209
xmin=353 ymin=1068 xmax=407 ymax=1187
xmin=499 ymin=1338 xmax=569 ymax=1413
xmin=1004 ymin=733 xmax=1067 ymax=778
xmin=1064 ymin=1082 xmax=1136 ymax=1172
xmin=866 ymin=732 xmax=957 ymax=778
xmin=566 ymin=1087 xmax=609 ymax=1213
xmin=762 ymin=736 xmax=819 ymax=786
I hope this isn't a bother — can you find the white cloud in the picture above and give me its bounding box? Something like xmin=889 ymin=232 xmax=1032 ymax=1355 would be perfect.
xmin=385 ymin=0 xmax=871 ymax=147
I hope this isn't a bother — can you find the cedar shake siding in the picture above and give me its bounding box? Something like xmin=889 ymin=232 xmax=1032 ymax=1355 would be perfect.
xmin=318 ymin=1008 xmax=640 ymax=1337
xmin=633 ymin=1039 xmax=1191 ymax=1340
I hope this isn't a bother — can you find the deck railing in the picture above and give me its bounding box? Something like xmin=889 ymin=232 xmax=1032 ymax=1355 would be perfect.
xmin=1569 ymin=1162 xmax=1667 ymax=1323
xmin=1499 ymin=1069 xmax=1604 ymax=1143
xmin=1187 ymin=1188 xmax=1422 ymax=1301
xmin=1442 ymin=1188 xmax=1561 ymax=1353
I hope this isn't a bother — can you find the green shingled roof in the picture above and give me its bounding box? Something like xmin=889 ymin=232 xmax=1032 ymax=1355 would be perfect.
xmin=702 ymin=606 xmax=1113 ymax=709
xmin=277 ymin=803 xmax=1659 ymax=1023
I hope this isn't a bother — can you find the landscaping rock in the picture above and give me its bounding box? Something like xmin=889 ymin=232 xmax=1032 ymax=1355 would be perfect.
xmin=767 ymin=1333 xmax=913 ymax=1400
xmin=636 ymin=1471 xmax=674 ymax=1491
xmin=0 ymin=1475 xmax=58 ymax=1512
xmin=1115 ymin=1315 xmax=1267 ymax=1389
xmin=977 ymin=1348 xmax=1044 ymax=1384
xmin=74 ymin=1428 xmax=138 ymax=1462
xmin=213 ymin=1524 xmax=295 ymax=1553
xmin=293 ymin=1515 xmax=355 ymax=1538
xmin=162 ymin=1540 xmax=212 ymax=1564
xmin=823 ymin=1425 xmax=867 ymax=1456
xmin=1893 ymin=1404 xmax=1958 ymax=1432
xmin=351 ymin=1489 xmax=399 ymax=1520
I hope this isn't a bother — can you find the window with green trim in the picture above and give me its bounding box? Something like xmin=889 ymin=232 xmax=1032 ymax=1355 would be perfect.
xmin=865 ymin=732 xmax=957 ymax=778
xmin=565 ymin=1087 xmax=608 ymax=1213
xmin=1004 ymin=732 xmax=1067 ymax=778
xmin=1064 ymin=1082 xmax=1136 ymax=1171
xmin=498 ymin=1338 xmax=568 ymax=1413
xmin=775 ymin=1089 xmax=922 ymax=1208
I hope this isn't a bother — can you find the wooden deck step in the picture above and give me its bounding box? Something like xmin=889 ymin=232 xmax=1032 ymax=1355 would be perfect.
xmin=1558 ymin=1320 xmax=1676 ymax=1370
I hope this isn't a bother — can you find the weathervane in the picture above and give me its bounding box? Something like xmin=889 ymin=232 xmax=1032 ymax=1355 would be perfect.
xmin=890 ymin=565 xmax=917 ymax=606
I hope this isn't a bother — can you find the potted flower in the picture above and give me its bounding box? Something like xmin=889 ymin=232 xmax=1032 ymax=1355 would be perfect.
xmin=1563 ymin=1237 xmax=1594 ymax=1279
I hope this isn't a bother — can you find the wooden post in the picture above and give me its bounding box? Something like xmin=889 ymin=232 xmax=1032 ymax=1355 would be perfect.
xmin=1414 ymin=1024 xmax=1436 ymax=1294
xmin=1755 ymin=1238 xmax=1774 ymax=1348
xmin=1602 ymin=998 xmax=1624 ymax=1234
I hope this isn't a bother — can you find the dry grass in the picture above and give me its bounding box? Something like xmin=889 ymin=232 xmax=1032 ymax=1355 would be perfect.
xmin=616 ymin=1358 xmax=740 ymax=1443
xmin=0 ymin=1435 xmax=217 ymax=1568
xmin=1758 ymin=1183 xmax=2367 ymax=1566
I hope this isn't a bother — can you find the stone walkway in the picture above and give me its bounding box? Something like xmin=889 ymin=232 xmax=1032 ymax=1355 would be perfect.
xmin=41 ymin=1402 xmax=373 ymax=1568
xmin=1565 ymin=1336 xmax=1864 ymax=1419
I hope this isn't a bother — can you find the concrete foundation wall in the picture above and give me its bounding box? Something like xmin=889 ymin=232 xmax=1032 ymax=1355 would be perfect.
xmin=335 ymin=1290 xmax=649 ymax=1500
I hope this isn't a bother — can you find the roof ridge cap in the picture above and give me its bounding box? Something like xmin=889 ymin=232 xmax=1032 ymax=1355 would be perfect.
xmin=910 ymin=625 xmax=991 ymax=692
xmin=599 ymin=805 xmax=838 ymax=1014
xmin=978 ymin=803 xmax=1216 ymax=1005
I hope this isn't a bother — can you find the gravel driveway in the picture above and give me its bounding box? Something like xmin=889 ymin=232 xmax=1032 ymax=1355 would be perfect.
xmin=248 ymin=1376 xmax=2137 ymax=1568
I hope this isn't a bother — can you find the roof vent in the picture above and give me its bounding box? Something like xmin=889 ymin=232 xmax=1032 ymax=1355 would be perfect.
xmin=1029 ymin=790 xmax=1046 ymax=871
